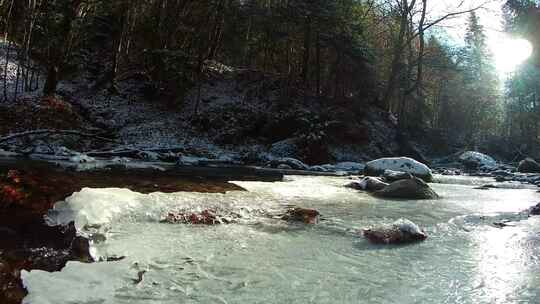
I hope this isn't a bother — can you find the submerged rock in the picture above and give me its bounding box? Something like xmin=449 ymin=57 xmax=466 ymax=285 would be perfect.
xmin=281 ymin=208 xmax=320 ymax=224
xmin=346 ymin=177 xmax=388 ymax=192
xmin=161 ymin=210 xmax=234 ymax=225
xmin=374 ymin=177 xmax=439 ymax=200
xmin=363 ymin=219 xmax=428 ymax=245
xmin=365 ymin=157 xmax=432 ymax=182
xmin=518 ymin=158 xmax=540 ymax=173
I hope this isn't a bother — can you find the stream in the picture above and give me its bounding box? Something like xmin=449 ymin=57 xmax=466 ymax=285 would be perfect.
xmin=19 ymin=174 xmax=540 ymax=304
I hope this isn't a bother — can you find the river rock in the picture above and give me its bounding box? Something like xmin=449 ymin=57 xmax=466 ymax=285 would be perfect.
xmin=365 ymin=157 xmax=433 ymax=182
xmin=382 ymin=170 xmax=413 ymax=182
xmin=281 ymin=208 xmax=320 ymax=224
xmin=374 ymin=177 xmax=439 ymax=199
xmin=459 ymin=151 xmax=497 ymax=170
xmin=269 ymin=138 xmax=300 ymax=158
xmin=530 ymin=203 xmax=540 ymax=216
xmin=309 ymin=165 xmax=330 ymax=172
xmin=161 ymin=210 xmax=231 ymax=225
xmin=277 ymin=164 xmax=293 ymax=170
xmin=518 ymin=158 xmax=540 ymax=173
xmin=346 ymin=177 xmax=388 ymax=192
xmin=363 ymin=219 xmax=428 ymax=244
xmin=268 ymin=158 xmax=309 ymax=170
xmin=334 ymin=162 xmax=365 ymax=172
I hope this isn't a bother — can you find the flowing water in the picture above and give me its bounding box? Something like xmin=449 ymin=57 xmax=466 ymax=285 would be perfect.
xmin=22 ymin=175 xmax=540 ymax=304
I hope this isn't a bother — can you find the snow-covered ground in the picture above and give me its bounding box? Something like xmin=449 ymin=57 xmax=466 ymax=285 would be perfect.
xmin=0 ymin=45 xmax=403 ymax=166
xmin=0 ymin=42 xmax=43 ymax=102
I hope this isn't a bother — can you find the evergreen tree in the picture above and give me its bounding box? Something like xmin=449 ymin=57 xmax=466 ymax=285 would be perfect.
xmin=503 ymin=1 xmax=540 ymax=151
xmin=461 ymin=12 xmax=501 ymax=145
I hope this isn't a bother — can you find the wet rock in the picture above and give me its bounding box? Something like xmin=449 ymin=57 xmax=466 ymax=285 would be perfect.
xmin=0 ymin=258 xmax=26 ymax=304
xmin=281 ymin=208 xmax=320 ymax=224
xmin=518 ymin=158 xmax=540 ymax=173
xmin=161 ymin=210 xmax=226 ymax=225
xmin=374 ymin=177 xmax=439 ymax=200
xmin=492 ymin=169 xmax=513 ymax=177
xmin=382 ymin=170 xmax=413 ymax=182
xmin=433 ymin=167 xmax=462 ymax=176
xmin=492 ymin=220 xmax=516 ymax=228
xmin=363 ymin=219 xmax=428 ymax=244
xmin=474 ymin=184 xmax=499 ymax=190
xmin=0 ymin=220 xmax=93 ymax=304
xmin=346 ymin=177 xmax=388 ymax=192
xmin=309 ymin=165 xmax=330 ymax=172
xmin=277 ymin=164 xmax=293 ymax=170
xmin=333 ymin=162 xmax=365 ymax=172
xmin=70 ymin=236 xmax=93 ymax=263
xmin=268 ymin=158 xmax=309 ymax=170
xmin=530 ymin=203 xmax=540 ymax=216
xmin=365 ymin=157 xmax=433 ymax=182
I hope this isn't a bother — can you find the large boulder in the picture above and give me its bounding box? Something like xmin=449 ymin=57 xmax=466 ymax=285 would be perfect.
xmin=363 ymin=219 xmax=428 ymax=245
xmin=459 ymin=151 xmax=497 ymax=170
xmin=345 ymin=177 xmax=388 ymax=192
xmin=365 ymin=157 xmax=433 ymax=182
xmin=374 ymin=177 xmax=439 ymax=200
xmin=518 ymin=158 xmax=540 ymax=173
xmin=334 ymin=162 xmax=366 ymax=172
xmin=269 ymin=138 xmax=300 ymax=159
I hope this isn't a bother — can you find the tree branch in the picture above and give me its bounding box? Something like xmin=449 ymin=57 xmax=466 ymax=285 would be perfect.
xmin=403 ymin=0 xmax=495 ymax=48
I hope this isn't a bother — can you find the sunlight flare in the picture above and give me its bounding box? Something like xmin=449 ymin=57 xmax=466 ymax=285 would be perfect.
xmin=490 ymin=37 xmax=533 ymax=74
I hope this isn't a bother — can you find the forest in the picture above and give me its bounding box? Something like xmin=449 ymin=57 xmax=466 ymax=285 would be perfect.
xmin=3 ymin=1 xmax=540 ymax=304
xmin=0 ymin=0 xmax=537 ymax=162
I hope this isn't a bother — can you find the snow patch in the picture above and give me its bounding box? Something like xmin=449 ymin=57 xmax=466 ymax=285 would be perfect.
xmin=365 ymin=157 xmax=432 ymax=181
xmin=393 ymin=218 xmax=423 ymax=235
xmin=459 ymin=151 xmax=497 ymax=168
xmin=69 ymin=153 xmax=96 ymax=163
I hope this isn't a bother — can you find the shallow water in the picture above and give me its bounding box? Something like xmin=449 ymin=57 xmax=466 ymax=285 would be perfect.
xmin=22 ymin=175 xmax=540 ymax=304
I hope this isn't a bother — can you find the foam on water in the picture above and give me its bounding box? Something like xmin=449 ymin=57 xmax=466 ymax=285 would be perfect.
xmin=23 ymin=176 xmax=540 ymax=304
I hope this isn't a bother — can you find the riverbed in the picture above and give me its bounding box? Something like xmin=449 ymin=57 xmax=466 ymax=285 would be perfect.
xmin=22 ymin=175 xmax=540 ymax=304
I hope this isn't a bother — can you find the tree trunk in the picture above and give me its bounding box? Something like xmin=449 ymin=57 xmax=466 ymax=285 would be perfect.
xmin=301 ymin=15 xmax=312 ymax=91
xmin=43 ymin=65 xmax=59 ymax=96
xmin=415 ymin=0 xmax=427 ymax=96
xmin=382 ymin=0 xmax=416 ymax=111
xmin=315 ymin=29 xmax=321 ymax=99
